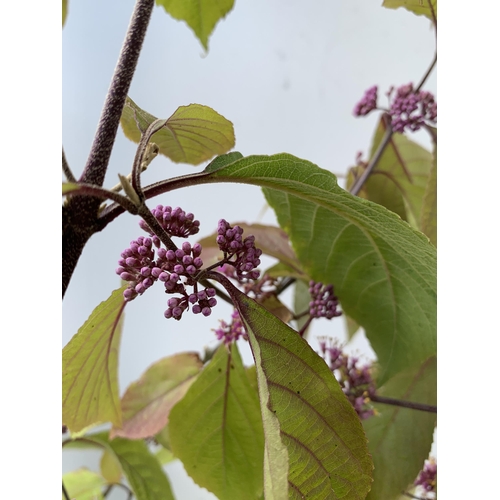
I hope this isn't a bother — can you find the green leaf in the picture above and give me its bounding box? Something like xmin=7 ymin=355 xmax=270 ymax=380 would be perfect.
xmin=62 ymin=0 xmax=68 ymax=26
xmin=62 ymin=469 xmax=105 ymax=500
xmin=226 ymin=284 xmax=373 ymax=499
xmin=100 ymin=448 xmax=122 ymax=483
xmin=80 ymin=432 xmax=175 ymax=500
xmin=364 ymin=356 xmax=436 ymax=500
xmin=120 ymin=96 xmax=235 ymax=165
xmin=420 ymin=131 xmax=437 ymax=246
xmin=169 ymin=344 xmax=265 ymax=500
xmin=63 ymin=182 xmax=79 ymax=195
xmin=347 ymin=117 xmax=434 ymax=231
xmin=382 ymin=0 xmax=437 ymax=21
xmin=110 ymin=352 xmax=202 ymax=439
xmin=206 ymin=151 xmax=244 ymax=172
xmin=156 ymin=446 xmax=176 ymax=465
xmin=200 ymin=153 xmax=436 ymax=384
xmin=156 ymin=0 xmax=235 ymax=50
xmin=62 ymin=287 xmax=126 ymax=435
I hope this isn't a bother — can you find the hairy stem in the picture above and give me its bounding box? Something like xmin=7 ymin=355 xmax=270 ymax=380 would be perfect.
xmin=415 ymin=52 xmax=437 ymax=92
xmin=371 ymin=394 xmax=437 ymax=413
xmin=62 ymin=0 xmax=154 ymax=298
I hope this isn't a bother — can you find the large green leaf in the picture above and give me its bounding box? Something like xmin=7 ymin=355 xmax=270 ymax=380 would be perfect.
xmin=198 ymin=154 xmax=436 ymax=384
xmin=347 ymin=117 xmax=434 ymax=232
xmin=62 ymin=469 xmax=105 ymax=500
xmin=382 ymin=0 xmax=437 ymax=20
xmin=62 ymin=287 xmax=126 ymax=435
xmin=120 ymin=96 xmax=235 ymax=165
xmin=169 ymin=343 xmax=265 ymax=500
xmin=222 ymin=282 xmax=373 ymax=499
xmin=420 ymin=131 xmax=437 ymax=247
xmin=110 ymin=352 xmax=203 ymax=439
xmin=364 ymin=356 xmax=436 ymax=500
xmin=156 ymin=0 xmax=235 ymax=50
xmin=74 ymin=432 xmax=175 ymax=500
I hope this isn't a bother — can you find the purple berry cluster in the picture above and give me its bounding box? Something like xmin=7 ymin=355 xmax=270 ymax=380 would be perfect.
xmin=389 ymin=83 xmax=437 ymax=133
xmin=139 ymin=205 xmax=200 ymax=241
xmin=309 ymin=281 xmax=342 ymax=319
xmin=214 ymin=309 xmax=247 ymax=345
xmin=117 ymin=207 xmax=217 ymax=320
xmin=414 ymin=458 xmax=437 ymax=499
xmin=353 ymin=83 xmax=437 ymax=133
xmin=353 ymin=85 xmax=378 ymax=117
xmin=319 ymin=339 xmax=376 ymax=420
xmin=216 ymin=220 xmax=262 ymax=282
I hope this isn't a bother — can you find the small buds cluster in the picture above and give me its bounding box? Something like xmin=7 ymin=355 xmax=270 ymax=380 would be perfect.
xmin=389 ymin=83 xmax=437 ymax=133
xmin=216 ymin=220 xmax=262 ymax=282
xmin=309 ymin=281 xmax=342 ymax=319
xmin=414 ymin=458 xmax=437 ymax=499
xmin=117 ymin=207 xmax=217 ymax=321
xmin=117 ymin=236 xmax=157 ymax=301
xmin=214 ymin=309 xmax=247 ymax=345
xmin=319 ymin=339 xmax=376 ymax=420
xmin=353 ymin=85 xmax=378 ymax=116
xmin=353 ymin=83 xmax=437 ymax=133
xmin=139 ymin=205 xmax=200 ymax=241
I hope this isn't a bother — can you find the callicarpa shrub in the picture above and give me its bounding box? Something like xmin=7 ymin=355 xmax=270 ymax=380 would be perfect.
xmin=62 ymin=1 xmax=437 ymax=499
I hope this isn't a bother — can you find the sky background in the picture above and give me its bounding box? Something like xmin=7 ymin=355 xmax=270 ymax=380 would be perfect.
xmin=62 ymin=1 xmax=437 ymax=498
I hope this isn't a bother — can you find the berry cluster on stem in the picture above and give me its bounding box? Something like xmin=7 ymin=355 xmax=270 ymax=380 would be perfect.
xmin=413 ymin=458 xmax=437 ymax=499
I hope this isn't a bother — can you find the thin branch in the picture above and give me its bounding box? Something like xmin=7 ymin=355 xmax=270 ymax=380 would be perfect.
xmin=371 ymin=394 xmax=437 ymax=413
xmin=79 ymin=0 xmax=155 ymax=187
xmin=103 ymin=482 xmax=134 ymax=499
xmin=427 ymin=0 xmax=437 ymax=34
xmin=62 ymin=481 xmax=70 ymax=500
xmin=62 ymin=148 xmax=76 ymax=183
xmin=415 ymin=52 xmax=437 ymax=92
xmin=64 ymin=183 xmax=139 ymax=214
xmin=349 ymin=114 xmax=393 ymax=196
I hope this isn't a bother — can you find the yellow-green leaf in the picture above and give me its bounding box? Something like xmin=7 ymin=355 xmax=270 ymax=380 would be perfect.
xmin=120 ymin=96 xmax=235 ymax=165
xmin=62 ymin=0 xmax=68 ymax=26
xmin=100 ymin=449 xmax=122 ymax=484
xmin=382 ymin=0 xmax=437 ymax=21
xmin=62 ymin=287 xmax=126 ymax=435
xmin=110 ymin=352 xmax=203 ymax=439
xmin=364 ymin=356 xmax=436 ymax=500
xmin=62 ymin=182 xmax=79 ymax=195
xmin=224 ymin=281 xmax=373 ymax=499
xmin=169 ymin=344 xmax=265 ymax=500
xmin=156 ymin=0 xmax=235 ymax=50
xmin=62 ymin=469 xmax=105 ymax=500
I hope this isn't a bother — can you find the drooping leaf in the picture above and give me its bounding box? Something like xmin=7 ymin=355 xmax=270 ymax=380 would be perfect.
xmin=62 ymin=182 xmax=80 ymax=195
xmin=100 ymin=448 xmax=122 ymax=484
xmin=120 ymin=96 xmax=235 ymax=165
xmin=110 ymin=352 xmax=203 ymax=439
xmin=364 ymin=356 xmax=436 ymax=500
xmin=62 ymin=469 xmax=105 ymax=500
xmin=223 ymin=282 xmax=373 ymax=499
xmin=347 ymin=117 xmax=434 ymax=231
xmin=169 ymin=344 xmax=265 ymax=500
xmin=382 ymin=0 xmax=437 ymax=21
xmin=62 ymin=287 xmax=126 ymax=435
xmin=77 ymin=432 xmax=175 ymax=500
xmin=420 ymin=131 xmax=437 ymax=246
xmin=62 ymin=0 xmax=68 ymax=26
xmin=198 ymin=153 xmax=436 ymax=384
xmin=156 ymin=0 xmax=235 ymax=50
